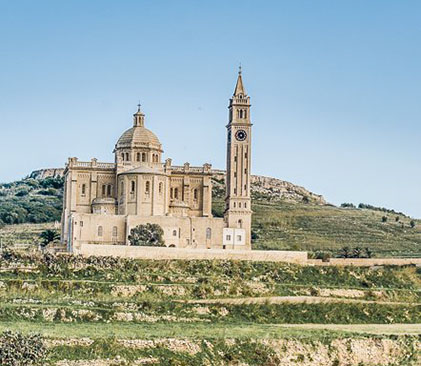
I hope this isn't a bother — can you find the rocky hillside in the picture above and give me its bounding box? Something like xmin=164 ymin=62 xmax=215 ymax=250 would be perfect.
xmin=29 ymin=168 xmax=64 ymax=180
xmin=29 ymin=168 xmax=326 ymax=205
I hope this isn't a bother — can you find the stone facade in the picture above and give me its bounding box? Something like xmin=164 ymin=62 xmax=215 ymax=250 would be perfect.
xmin=61 ymin=71 xmax=253 ymax=252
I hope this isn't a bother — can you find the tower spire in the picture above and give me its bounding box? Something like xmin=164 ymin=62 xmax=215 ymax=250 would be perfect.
xmin=233 ymin=65 xmax=246 ymax=96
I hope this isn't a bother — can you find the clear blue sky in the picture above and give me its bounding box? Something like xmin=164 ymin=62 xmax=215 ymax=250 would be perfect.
xmin=1 ymin=1 xmax=421 ymax=217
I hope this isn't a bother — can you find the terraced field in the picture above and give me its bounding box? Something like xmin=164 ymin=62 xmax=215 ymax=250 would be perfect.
xmin=0 ymin=252 xmax=420 ymax=365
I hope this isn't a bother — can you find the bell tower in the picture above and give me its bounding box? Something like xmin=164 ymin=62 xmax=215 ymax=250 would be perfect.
xmin=224 ymin=67 xmax=252 ymax=249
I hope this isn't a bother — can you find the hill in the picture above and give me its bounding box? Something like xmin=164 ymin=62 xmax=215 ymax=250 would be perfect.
xmin=1 ymin=169 xmax=421 ymax=257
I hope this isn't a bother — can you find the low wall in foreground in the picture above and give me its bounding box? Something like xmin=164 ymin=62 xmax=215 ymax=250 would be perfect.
xmin=308 ymin=258 xmax=421 ymax=266
xmin=77 ymin=244 xmax=308 ymax=263
xmin=77 ymin=244 xmax=421 ymax=266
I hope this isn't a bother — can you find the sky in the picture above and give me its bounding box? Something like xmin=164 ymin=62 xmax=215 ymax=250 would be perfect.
xmin=0 ymin=1 xmax=421 ymax=217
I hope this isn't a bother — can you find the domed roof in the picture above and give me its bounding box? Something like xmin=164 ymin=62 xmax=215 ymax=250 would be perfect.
xmin=116 ymin=126 xmax=161 ymax=149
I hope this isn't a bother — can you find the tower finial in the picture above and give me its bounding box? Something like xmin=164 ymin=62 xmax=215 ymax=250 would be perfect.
xmin=233 ymin=65 xmax=245 ymax=96
xmin=137 ymin=101 xmax=141 ymax=112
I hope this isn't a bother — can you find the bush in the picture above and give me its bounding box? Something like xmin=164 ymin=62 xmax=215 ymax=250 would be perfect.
xmin=314 ymin=251 xmax=331 ymax=262
xmin=128 ymin=223 xmax=165 ymax=247
xmin=382 ymin=216 xmax=388 ymax=223
xmin=338 ymin=246 xmax=351 ymax=258
xmin=39 ymin=229 xmax=60 ymax=247
xmin=0 ymin=330 xmax=47 ymax=366
xmin=410 ymin=220 xmax=416 ymax=228
xmin=15 ymin=189 xmax=29 ymax=197
xmin=340 ymin=203 xmax=355 ymax=208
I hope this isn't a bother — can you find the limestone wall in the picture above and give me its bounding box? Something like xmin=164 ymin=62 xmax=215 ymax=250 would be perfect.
xmin=77 ymin=244 xmax=421 ymax=266
xmin=308 ymin=258 xmax=421 ymax=266
xmin=78 ymin=244 xmax=308 ymax=263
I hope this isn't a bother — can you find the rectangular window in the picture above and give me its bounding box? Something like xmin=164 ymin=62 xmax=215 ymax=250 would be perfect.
xmin=237 ymin=235 xmax=242 ymax=241
xmin=226 ymin=235 xmax=231 ymax=241
xmin=80 ymin=221 xmax=83 ymax=227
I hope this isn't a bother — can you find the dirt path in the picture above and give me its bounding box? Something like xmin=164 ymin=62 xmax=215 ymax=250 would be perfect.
xmin=184 ymin=295 xmax=421 ymax=306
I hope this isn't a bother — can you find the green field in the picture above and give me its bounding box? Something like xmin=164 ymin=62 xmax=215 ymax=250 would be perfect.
xmin=0 ymin=253 xmax=420 ymax=365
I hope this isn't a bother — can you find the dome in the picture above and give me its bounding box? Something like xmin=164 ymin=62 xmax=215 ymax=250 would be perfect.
xmin=116 ymin=126 xmax=162 ymax=150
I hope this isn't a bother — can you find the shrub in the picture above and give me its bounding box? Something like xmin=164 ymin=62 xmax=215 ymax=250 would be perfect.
xmin=338 ymin=246 xmax=351 ymax=258
xmin=15 ymin=189 xmax=29 ymax=197
xmin=340 ymin=203 xmax=355 ymax=208
xmin=410 ymin=220 xmax=416 ymax=228
xmin=314 ymin=251 xmax=330 ymax=262
xmin=128 ymin=223 xmax=165 ymax=247
xmin=39 ymin=229 xmax=60 ymax=247
xmin=364 ymin=247 xmax=373 ymax=258
xmin=0 ymin=330 xmax=47 ymax=366
xmin=382 ymin=216 xmax=388 ymax=223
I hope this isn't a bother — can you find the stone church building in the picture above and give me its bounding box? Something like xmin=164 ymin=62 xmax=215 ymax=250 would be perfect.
xmin=61 ymin=70 xmax=253 ymax=252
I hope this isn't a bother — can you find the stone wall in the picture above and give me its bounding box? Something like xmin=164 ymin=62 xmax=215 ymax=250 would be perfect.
xmin=308 ymin=257 xmax=421 ymax=266
xmin=78 ymin=244 xmax=308 ymax=263
xmin=77 ymin=244 xmax=421 ymax=266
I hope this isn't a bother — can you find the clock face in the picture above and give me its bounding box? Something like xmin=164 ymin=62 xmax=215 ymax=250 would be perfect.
xmin=235 ymin=129 xmax=247 ymax=141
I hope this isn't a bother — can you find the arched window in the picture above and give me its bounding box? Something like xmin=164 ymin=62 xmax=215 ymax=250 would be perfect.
xmin=102 ymin=184 xmax=106 ymax=196
xmin=136 ymin=152 xmax=140 ymax=162
xmin=107 ymin=185 xmax=112 ymax=196
xmin=81 ymin=184 xmax=86 ymax=195
xmin=174 ymin=188 xmax=178 ymax=199
xmin=159 ymin=182 xmax=163 ymax=194
xmin=98 ymin=226 xmax=103 ymax=236
xmin=239 ymin=202 xmax=242 ymax=208
xmin=206 ymin=227 xmax=212 ymax=239
xmin=131 ymin=181 xmax=135 ymax=193
xmin=244 ymin=202 xmax=247 ymax=209
xmin=125 ymin=153 xmax=130 ymax=161
xmin=145 ymin=181 xmax=150 ymax=194
xmin=193 ymin=188 xmax=198 ymax=200
xmin=233 ymin=202 xmax=236 ymax=208
xmin=112 ymin=226 xmax=118 ymax=237
xmin=172 ymin=229 xmax=177 ymax=237
xmin=121 ymin=153 xmax=125 ymax=161
xmin=238 ymin=219 xmax=243 ymax=229
xmin=170 ymin=187 xmax=174 ymax=199
xmin=244 ymin=109 xmax=247 ymax=118
xmin=142 ymin=153 xmax=146 ymax=162
xmin=239 ymin=110 xmax=243 ymax=118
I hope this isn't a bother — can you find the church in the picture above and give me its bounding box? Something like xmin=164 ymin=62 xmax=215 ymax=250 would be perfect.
xmin=61 ymin=70 xmax=253 ymax=253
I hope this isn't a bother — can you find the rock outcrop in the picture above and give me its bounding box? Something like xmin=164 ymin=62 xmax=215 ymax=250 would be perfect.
xmin=29 ymin=168 xmax=65 ymax=180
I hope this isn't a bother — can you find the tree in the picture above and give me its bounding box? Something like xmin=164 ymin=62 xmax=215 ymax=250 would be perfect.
xmin=39 ymin=229 xmax=60 ymax=247
xmin=128 ymin=223 xmax=165 ymax=247
xmin=364 ymin=247 xmax=373 ymax=258
xmin=410 ymin=220 xmax=416 ymax=228
xmin=381 ymin=216 xmax=388 ymax=223
xmin=352 ymin=246 xmax=363 ymax=258
xmin=395 ymin=216 xmax=400 ymax=222
xmin=339 ymin=246 xmax=351 ymax=258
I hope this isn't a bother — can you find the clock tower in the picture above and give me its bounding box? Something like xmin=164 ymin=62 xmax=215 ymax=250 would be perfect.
xmin=224 ymin=68 xmax=252 ymax=249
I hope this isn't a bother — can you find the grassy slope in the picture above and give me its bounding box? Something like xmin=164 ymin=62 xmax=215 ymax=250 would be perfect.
xmin=0 ymin=254 xmax=420 ymax=364
xmin=214 ymin=198 xmax=421 ymax=257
